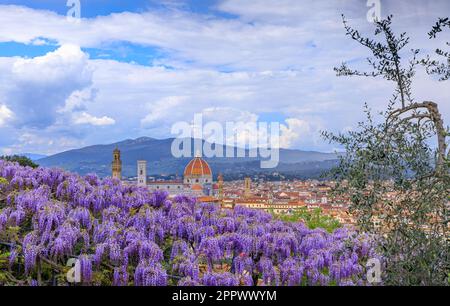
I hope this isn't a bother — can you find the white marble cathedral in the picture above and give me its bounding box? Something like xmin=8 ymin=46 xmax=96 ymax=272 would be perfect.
xmin=113 ymin=149 xmax=218 ymax=197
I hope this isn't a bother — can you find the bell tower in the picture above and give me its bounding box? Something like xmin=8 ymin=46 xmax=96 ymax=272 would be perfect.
xmin=112 ymin=147 xmax=122 ymax=180
xmin=244 ymin=177 xmax=251 ymax=198
xmin=218 ymin=173 xmax=224 ymax=200
xmin=137 ymin=160 xmax=147 ymax=187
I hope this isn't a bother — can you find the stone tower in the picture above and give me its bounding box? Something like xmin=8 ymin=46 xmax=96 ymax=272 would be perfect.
xmin=268 ymin=185 xmax=274 ymax=205
xmin=218 ymin=173 xmax=224 ymax=200
xmin=137 ymin=160 xmax=147 ymax=187
xmin=112 ymin=147 xmax=122 ymax=180
xmin=244 ymin=177 xmax=251 ymax=198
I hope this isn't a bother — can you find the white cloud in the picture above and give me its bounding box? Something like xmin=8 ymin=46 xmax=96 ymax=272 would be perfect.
xmin=73 ymin=112 xmax=115 ymax=126
xmin=0 ymin=2 xmax=448 ymax=73
xmin=0 ymin=104 xmax=13 ymax=126
xmin=11 ymin=44 xmax=90 ymax=83
xmin=58 ymin=87 xmax=98 ymax=113
xmin=141 ymin=96 xmax=188 ymax=128
xmin=201 ymin=107 xmax=260 ymax=148
xmin=279 ymin=118 xmax=312 ymax=148
xmin=201 ymin=107 xmax=259 ymax=124
xmin=0 ymin=3 xmax=361 ymax=71
xmin=0 ymin=2 xmax=449 ymax=155
xmin=1 ymin=132 xmax=84 ymax=156
xmin=3 ymin=44 xmax=92 ymax=128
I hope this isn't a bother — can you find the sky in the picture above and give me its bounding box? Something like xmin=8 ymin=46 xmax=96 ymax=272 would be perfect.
xmin=0 ymin=0 xmax=449 ymax=155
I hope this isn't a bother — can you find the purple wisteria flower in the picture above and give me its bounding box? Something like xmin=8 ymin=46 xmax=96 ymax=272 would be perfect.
xmin=0 ymin=160 xmax=382 ymax=286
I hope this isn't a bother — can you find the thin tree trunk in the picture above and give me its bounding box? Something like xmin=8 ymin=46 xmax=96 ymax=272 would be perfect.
xmin=37 ymin=259 xmax=42 ymax=285
xmin=387 ymin=101 xmax=447 ymax=174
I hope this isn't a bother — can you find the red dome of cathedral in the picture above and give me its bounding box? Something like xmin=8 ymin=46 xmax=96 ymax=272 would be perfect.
xmin=184 ymin=156 xmax=212 ymax=177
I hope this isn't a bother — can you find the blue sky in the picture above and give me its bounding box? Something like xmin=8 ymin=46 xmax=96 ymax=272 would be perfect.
xmin=1 ymin=0 xmax=155 ymax=16
xmin=0 ymin=0 xmax=449 ymax=155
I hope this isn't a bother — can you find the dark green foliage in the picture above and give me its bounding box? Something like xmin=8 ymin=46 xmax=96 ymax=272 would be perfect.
xmin=326 ymin=15 xmax=450 ymax=285
xmin=274 ymin=207 xmax=341 ymax=233
xmin=334 ymin=15 xmax=419 ymax=108
xmin=422 ymin=17 xmax=450 ymax=81
xmin=0 ymin=155 xmax=39 ymax=169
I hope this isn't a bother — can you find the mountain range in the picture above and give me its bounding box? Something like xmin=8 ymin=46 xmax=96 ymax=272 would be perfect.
xmin=22 ymin=153 xmax=48 ymax=161
xmin=37 ymin=137 xmax=340 ymax=179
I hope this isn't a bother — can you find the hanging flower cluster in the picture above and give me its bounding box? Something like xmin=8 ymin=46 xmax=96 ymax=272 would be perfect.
xmin=0 ymin=160 xmax=382 ymax=286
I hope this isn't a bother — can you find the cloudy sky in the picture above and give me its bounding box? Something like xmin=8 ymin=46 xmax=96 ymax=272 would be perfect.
xmin=0 ymin=0 xmax=449 ymax=155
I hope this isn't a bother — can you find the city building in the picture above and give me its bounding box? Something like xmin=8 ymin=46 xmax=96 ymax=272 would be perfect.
xmin=111 ymin=147 xmax=122 ymax=180
xmin=110 ymin=149 xmax=355 ymax=225
xmin=112 ymin=149 xmax=217 ymax=196
xmin=183 ymin=152 xmax=214 ymax=196
xmin=137 ymin=160 xmax=147 ymax=187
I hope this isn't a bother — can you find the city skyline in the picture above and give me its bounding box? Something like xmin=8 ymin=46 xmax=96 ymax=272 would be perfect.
xmin=108 ymin=145 xmax=353 ymax=226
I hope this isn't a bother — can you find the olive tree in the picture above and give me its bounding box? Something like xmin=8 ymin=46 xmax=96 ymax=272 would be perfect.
xmin=324 ymin=15 xmax=449 ymax=285
xmin=423 ymin=17 xmax=450 ymax=81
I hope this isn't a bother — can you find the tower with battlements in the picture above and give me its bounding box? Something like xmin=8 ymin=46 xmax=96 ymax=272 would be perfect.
xmin=112 ymin=147 xmax=122 ymax=180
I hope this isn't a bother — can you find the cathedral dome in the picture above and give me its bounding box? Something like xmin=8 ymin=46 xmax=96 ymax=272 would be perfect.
xmin=184 ymin=157 xmax=212 ymax=177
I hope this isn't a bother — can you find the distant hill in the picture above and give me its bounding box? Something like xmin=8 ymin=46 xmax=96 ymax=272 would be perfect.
xmin=19 ymin=153 xmax=47 ymax=161
xmin=38 ymin=137 xmax=340 ymax=178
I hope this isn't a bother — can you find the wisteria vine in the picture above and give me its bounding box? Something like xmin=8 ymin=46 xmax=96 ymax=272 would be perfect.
xmin=0 ymin=160 xmax=382 ymax=286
